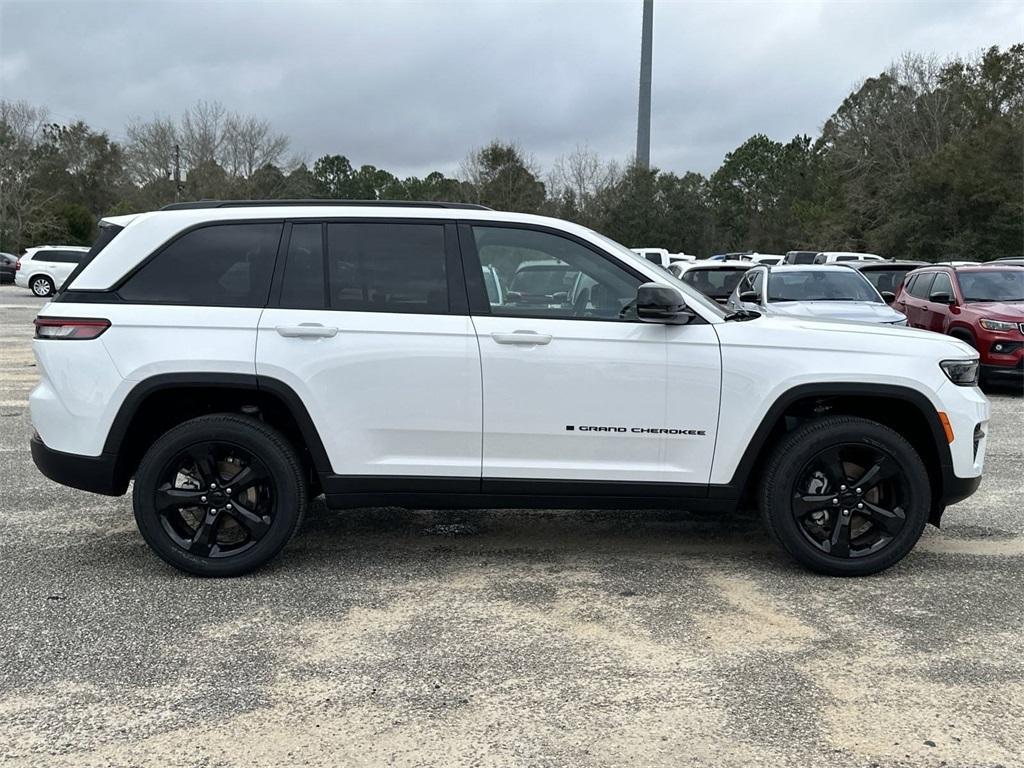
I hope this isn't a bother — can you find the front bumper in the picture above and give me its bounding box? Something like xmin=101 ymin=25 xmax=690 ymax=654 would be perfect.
xmin=30 ymin=433 xmax=126 ymax=496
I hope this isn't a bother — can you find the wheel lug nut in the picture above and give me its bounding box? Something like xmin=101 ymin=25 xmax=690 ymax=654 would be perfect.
xmin=832 ymin=499 xmax=839 ymax=505
xmin=226 ymin=488 xmax=232 ymax=494
xmin=842 ymin=509 xmax=850 ymax=516
xmin=226 ymin=503 xmax=232 ymax=510
xmin=855 ymin=487 xmax=862 ymax=494
xmin=210 ymin=483 xmax=217 ymax=489
xmin=857 ymin=502 xmax=864 ymax=509
xmin=200 ymin=496 xmax=207 ymax=503
xmin=840 ymin=485 xmax=847 ymax=491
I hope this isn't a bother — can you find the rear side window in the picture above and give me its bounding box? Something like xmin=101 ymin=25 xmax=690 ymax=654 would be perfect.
xmin=326 ymin=222 xmax=447 ymax=314
xmin=119 ymin=223 xmax=282 ymax=307
xmin=280 ymin=223 xmax=325 ymax=309
xmin=907 ymin=273 xmax=936 ymax=299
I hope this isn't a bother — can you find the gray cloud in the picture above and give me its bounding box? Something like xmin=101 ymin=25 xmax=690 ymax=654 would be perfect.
xmin=2 ymin=0 xmax=1021 ymax=178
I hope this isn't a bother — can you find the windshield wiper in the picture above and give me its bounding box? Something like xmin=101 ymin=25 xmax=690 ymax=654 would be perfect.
xmin=724 ymin=308 xmax=761 ymax=321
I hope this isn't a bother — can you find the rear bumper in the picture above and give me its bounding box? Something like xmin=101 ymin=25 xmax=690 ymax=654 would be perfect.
xmin=30 ymin=433 xmax=126 ymax=496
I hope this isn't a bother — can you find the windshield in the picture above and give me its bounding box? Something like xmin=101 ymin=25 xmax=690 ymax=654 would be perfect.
xmin=958 ymin=270 xmax=1024 ymax=302
xmin=587 ymin=228 xmax=727 ymax=318
xmin=681 ymin=267 xmax=748 ymax=301
xmin=767 ymin=270 xmax=882 ymax=303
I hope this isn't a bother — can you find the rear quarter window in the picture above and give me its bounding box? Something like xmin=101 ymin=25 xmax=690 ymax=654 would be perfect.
xmin=118 ymin=222 xmax=283 ymax=307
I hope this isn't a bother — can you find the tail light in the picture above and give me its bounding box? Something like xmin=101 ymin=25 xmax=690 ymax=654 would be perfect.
xmin=15 ymin=259 xmax=21 ymax=271
xmin=34 ymin=317 xmax=110 ymax=340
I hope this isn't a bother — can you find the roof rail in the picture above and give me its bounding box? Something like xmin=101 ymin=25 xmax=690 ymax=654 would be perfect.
xmin=160 ymin=199 xmax=492 ymax=212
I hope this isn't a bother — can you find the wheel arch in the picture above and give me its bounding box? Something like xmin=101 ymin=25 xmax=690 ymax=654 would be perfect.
xmin=714 ymin=383 xmax=954 ymax=526
xmin=104 ymin=373 xmax=332 ymax=493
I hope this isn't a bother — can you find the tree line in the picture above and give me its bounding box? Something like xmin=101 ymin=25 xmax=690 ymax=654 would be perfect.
xmin=1 ymin=45 xmax=1020 ymax=260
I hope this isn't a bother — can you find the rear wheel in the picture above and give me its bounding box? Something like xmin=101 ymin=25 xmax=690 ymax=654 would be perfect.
xmin=133 ymin=414 xmax=307 ymax=576
xmin=759 ymin=416 xmax=930 ymax=576
xmin=31 ymin=275 xmax=54 ymax=296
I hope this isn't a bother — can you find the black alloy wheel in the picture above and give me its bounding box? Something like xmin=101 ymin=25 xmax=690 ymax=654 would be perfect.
xmin=791 ymin=443 xmax=908 ymax=559
xmin=760 ymin=415 xmax=931 ymax=576
xmin=133 ymin=414 xmax=306 ymax=576
xmin=155 ymin=442 xmax=275 ymax=559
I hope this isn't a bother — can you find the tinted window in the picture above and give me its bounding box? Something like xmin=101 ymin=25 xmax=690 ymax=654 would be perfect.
xmin=863 ymin=267 xmax=913 ymax=294
xmin=472 ymin=226 xmax=640 ymax=320
xmin=120 ymin=223 xmax=281 ymax=306
xmin=835 ymin=255 xmax=858 ymax=262
xmin=929 ymin=272 xmax=953 ymax=300
xmin=907 ymin=273 xmax=936 ymax=299
xmin=280 ymin=223 xmax=325 ymax=309
xmin=644 ymin=253 xmax=661 ymax=264
xmin=326 ymin=222 xmax=447 ymax=313
xmin=767 ymin=270 xmax=880 ymax=303
xmin=681 ymin=267 xmax=749 ymax=301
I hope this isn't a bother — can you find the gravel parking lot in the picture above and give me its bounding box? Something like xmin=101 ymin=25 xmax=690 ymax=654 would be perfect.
xmin=1 ymin=282 xmax=1022 ymax=768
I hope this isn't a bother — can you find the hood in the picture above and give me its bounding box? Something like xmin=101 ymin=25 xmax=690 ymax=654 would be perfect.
xmin=767 ymin=300 xmax=905 ymax=324
xmin=964 ymin=301 xmax=1024 ymax=319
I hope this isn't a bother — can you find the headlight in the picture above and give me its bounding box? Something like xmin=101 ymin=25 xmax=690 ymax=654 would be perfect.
xmin=979 ymin=318 xmax=1015 ymax=331
xmin=940 ymin=359 xmax=980 ymax=386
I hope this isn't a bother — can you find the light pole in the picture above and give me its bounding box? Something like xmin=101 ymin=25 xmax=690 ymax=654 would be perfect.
xmin=635 ymin=0 xmax=654 ymax=169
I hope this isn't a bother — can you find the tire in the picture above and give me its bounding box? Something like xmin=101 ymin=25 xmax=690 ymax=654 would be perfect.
xmin=30 ymin=275 xmax=54 ymax=297
xmin=759 ymin=415 xmax=931 ymax=576
xmin=133 ymin=414 xmax=307 ymax=576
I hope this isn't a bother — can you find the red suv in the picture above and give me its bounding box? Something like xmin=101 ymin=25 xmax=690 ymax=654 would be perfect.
xmin=894 ymin=265 xmax=1024 ymax=383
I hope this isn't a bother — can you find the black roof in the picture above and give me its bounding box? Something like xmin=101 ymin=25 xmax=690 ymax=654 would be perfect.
xmin=160 ymin=199 xmax=491 ymax=212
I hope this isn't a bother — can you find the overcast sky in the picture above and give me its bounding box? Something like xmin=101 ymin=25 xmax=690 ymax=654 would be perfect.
xmin=2 ymin=1 xmax=1022 ymax=179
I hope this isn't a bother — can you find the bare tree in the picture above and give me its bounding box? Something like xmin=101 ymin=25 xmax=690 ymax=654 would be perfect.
xmin=548 ymin=144 xmax=621 ymax=218
xmin=0 ymin=100 xmax=58 ymax=251
xmin=222 ymin=114 xmax=289 ymax=178
xmin=180 ymin=100 xmax=227 ymax=170
xmin=125 ymin=115 xmax=178 ymax=185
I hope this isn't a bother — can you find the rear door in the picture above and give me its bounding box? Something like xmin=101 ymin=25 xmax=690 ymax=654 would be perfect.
xmin=256 ymin=219 xmax=482 ymax=481
xmin=923 ymin=271 xmax=955 ymax=333
xmin=901 ymin=272 xmax=935 ymax=328
xmin=462 ymin=223 xmax=720 ymax=488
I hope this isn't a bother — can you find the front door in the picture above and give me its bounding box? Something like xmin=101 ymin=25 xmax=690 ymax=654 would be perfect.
xmin=256 ymin=219 xmax=482 ymax=480
xmin=461 ymin=223 xmax=720 ymax=488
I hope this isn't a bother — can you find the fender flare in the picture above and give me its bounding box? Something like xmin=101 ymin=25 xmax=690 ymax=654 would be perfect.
xmin=710 ymin=383 xmax=955 ymax=521
xmin=103 ymin=372 xmax=333 ymax=477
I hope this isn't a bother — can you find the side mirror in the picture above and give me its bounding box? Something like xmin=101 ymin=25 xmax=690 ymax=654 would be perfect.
xmin=739 ymin=290 xmax=759 ymax=303
xmin=929 ymin=292 xmax=954 ymax=305
xmin=636 ymin=282 xmax=693 ymax=325
xmin=881 ymin=290 xmax=896 ymax=303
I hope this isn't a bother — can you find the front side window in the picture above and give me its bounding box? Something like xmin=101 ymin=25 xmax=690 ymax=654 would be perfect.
xmin=327 ymin=222 xmax=447 ymax=314
xmin=119 ymin=223 xmax=282 ymax=306
xmin=767 ymin=270 xmax=881 ymax=303
xmin=471 ymin=226 xmax=640 ymax=320
xmin=929 ymin=272 xmax=954 ymax=300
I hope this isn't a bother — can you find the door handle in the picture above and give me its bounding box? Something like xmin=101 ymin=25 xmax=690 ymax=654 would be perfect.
xmin=491 ymin=331 xmax=552 ymax=345
xmin=275 ymin=323 xmax=338 ymax=338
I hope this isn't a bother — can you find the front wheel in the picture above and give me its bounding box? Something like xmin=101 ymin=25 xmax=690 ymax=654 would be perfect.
xmin=759 ymin=416 xmax=931 ymax=576
xmin=31 ymin=275 xmax=55 ymax=296
xmin=133 ymin=414 xmax=307 ymax=576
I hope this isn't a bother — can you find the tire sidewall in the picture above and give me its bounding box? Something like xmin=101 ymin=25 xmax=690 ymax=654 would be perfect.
xmin=766 ymin=421 xmax=931 ymax=576
xmin=133 ymin=417 xmax=302 ymax=577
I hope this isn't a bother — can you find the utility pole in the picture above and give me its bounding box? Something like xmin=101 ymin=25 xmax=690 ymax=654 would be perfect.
xmin=635 ymin=0 xmax=654 ymax=169
xmin=173 ymin=143 xmax=182 ymax=202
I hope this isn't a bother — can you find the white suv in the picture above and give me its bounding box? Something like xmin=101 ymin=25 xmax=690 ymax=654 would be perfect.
xmin=30 ymin=201 xmax=989 ymax=577
xmin=15 ymin=246 xmax=91 ymax=296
